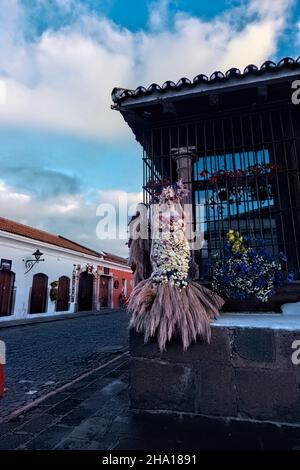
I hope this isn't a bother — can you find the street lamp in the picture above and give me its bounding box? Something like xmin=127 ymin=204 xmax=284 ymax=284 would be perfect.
xmin=24 ymin=249 xmax=45 ymax=274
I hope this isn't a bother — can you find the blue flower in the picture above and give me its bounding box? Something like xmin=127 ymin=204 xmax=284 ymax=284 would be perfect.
xmin=212 ymin=234 xmax=291 ymax=302
xmin=279 ymin=252 xmax=287 ymax=262
xmin=286 ymin=272 xmax=295 ymax=284
xmin=256 ymin=238 xmax=265 ymax=247
xmin=256 ymin=278 xmax=266 ymax=288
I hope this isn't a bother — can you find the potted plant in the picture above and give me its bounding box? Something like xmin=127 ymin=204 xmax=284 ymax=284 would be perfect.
xmin=249 ymin=182 xmax=273 ymax=202
xmin=218 ymin=189 xmax=228 ymax=201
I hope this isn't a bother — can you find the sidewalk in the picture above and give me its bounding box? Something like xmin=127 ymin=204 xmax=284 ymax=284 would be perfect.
xmin=0 ymin=352 xmax=130 ymax=450
xmin=1 ymin=350 xmax=300 ymax=450
xmin=0 ymin=308 xmax=123 ymax=329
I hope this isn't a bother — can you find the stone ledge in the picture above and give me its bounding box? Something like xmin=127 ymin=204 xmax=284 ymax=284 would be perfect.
xmin=130 ymin=327 xmax=232 ymax=364
xmin=213 ymin=313 xmax=300 ymax=330
xmin=130 ymin=318 xmax=300 ymax=425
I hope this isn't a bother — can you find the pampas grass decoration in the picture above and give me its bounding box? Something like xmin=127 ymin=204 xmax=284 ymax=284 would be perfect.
xmin=128 ymin=280 xmax=224 ymax=351
xmin=128 ymin=237 xmax=146 ymax=287
xmin=128 ymin=182 xmax=224 ymax=351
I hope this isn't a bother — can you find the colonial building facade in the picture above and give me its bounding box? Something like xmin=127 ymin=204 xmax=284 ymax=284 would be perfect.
xmin=112 ymin=56 xmax=300 ymax=307
xmin=0 ymin=217 xmax=132 ymax=321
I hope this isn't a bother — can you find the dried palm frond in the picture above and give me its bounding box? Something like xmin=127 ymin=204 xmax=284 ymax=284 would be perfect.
xmin=128 ymin=280 xmax=224 ymax=352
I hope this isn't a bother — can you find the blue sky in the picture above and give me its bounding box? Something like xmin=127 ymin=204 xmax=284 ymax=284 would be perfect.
xmin=23 ymin=1 xmax=241 ymax=33
xmin=0 ymin=0 xmax=299 ymax=255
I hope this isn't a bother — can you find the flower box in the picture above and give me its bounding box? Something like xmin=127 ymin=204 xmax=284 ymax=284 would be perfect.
xmin=222 ymin=297 xmax=281 ymax=313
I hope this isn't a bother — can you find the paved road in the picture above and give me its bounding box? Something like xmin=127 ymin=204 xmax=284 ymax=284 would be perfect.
xmin=0 ymin=353 xmax=299 ymax=450
xmin=1 ymin=310 xmax=300 ymax=450
xmin=0 ymin=352 xmax=130 ymax=450
xmin=0 ymin=310 xmax=129 ymax=418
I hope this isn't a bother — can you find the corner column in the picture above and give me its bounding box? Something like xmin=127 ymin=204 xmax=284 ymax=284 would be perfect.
xmin=172 ymin=147 xmax=196 ymax=255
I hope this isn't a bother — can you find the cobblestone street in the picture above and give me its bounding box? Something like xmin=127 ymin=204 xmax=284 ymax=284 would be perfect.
xmin=0 ymin=309 xmax=128 ymax=418
xmin=1 ymin=348 xmax=300 ymax=450
xmin=0 ymin=351 xmax=131 ymax=450
xmin=1 ymin=309 xmax=300 ymax=450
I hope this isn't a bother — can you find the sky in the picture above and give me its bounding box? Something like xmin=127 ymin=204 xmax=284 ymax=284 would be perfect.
xmin=0 ymin=0 xmax=299 ymax=256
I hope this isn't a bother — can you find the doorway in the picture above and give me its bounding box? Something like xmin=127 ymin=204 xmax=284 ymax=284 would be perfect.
xmin=78 ymin=271 xmax=94 ymax=311
xmin=99 ymin=275 xmax=110 ymax=307
xmin=56 ymin=276 xmax=70 ymax=312
xmin=29 ymin=273 xmax=48 ymax=314
xmin=0 ymin=270 xmax=15 ymax=316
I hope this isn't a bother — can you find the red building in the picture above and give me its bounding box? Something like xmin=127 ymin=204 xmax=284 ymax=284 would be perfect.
xmin=102 ymin=253 xmax=133 ymax=308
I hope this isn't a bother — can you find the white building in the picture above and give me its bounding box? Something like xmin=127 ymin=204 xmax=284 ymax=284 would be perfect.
xmin=0 ymin=217 xmax=133 ymax=322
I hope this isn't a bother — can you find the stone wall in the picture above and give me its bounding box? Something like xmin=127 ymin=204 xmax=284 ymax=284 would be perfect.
xmin=130 ymin=325 xmax=300 ymax=426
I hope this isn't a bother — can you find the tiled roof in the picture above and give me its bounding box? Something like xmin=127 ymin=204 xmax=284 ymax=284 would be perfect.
xmin=112 ymin=57 xmax=300 ymax=104
xmin=103 ymin=251 xmax=128 ymax=266
xmin=0 ymin=216 xmax=102 ymax=258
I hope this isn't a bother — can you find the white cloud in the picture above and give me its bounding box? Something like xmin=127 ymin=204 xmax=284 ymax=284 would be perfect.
xmin=0 ymin=0 xmax=295 ymax=140
xmin=0 ymin=180 xmax=142 ymax=256
xmin=148 ymin=0 xmax=171 ymax=31
xmin=0 ymin=179 xmax=30 ymax=203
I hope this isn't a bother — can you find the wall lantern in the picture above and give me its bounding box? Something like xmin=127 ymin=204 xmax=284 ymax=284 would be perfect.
xmin=24 ymin=249 xmax=45 ymax=274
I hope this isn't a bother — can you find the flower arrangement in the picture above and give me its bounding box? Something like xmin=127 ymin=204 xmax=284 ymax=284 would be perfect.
xmin=128 ymin=180 xmax=225 ymax=352
xmin=146 ymin=179 xmax=189 ymax=203
xmin=212 ymin=229 xmax=294 ymax=302
xmin=151 ymin=231 xmax=190 ymax=288
xmin=227 ymin=229 xmax=247 ymax=254
xmin=200 ymin=163 xmax=284 ymax=213
xmin=200 ymin=163 xmax=283 ymax=182
xmin=149 ymin=183 xmax=190 ymax=288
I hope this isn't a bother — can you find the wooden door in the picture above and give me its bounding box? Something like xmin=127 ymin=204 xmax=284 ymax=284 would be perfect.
xmin=78 ymin=272 xmax=93 ymax=311
xmin=56 ymin=276 xmax=70 ymax=312
xmin=99 ymin=276 xmax=109 ymax=307
xmin=0 ymin=270 xmax=15 ymax=316
xmin=29 ymin=273 xmax=48 ymax=314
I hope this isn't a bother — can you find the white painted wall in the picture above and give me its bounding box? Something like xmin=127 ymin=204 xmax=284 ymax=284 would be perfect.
xmin=0 ymin=231 xmax=131 ymax=321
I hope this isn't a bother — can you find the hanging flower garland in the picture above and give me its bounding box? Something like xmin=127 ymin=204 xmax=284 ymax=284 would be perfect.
xmin=197 ymin=163 xmax=296 ymax=213
xmin=150 ymin=180 xmax=190 ymax=288
xmin=128 ymin=180 xmax=224 ymax=351
xmin=151 ymin=226 xmax=190 ymax=289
